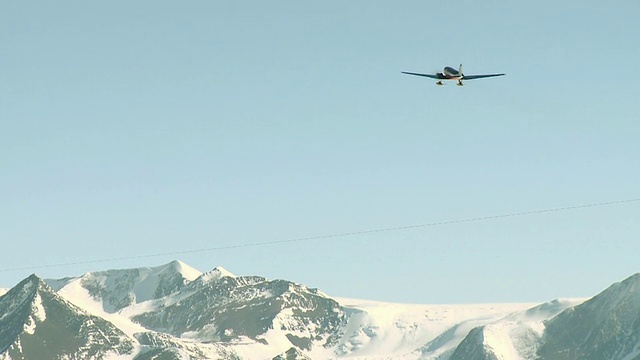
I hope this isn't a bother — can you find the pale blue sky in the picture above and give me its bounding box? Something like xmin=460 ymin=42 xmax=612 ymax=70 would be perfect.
xmin=1 ymin=1 xmax=639 ymax=303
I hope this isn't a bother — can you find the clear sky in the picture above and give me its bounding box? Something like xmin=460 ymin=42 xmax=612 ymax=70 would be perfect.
xmin=1 ymin=1 xmax=639 ymax=304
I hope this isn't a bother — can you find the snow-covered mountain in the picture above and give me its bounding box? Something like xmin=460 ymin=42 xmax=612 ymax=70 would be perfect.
xmin=1 ymin=261 xmax=639 ymax=359
xmin=537 ymin=274 xmax=640 ymax=360
xmin=47 ymin=260 xmax=202 ymax=313
xmin=0 ymin=274 xmax=133 ymax=360
xmin=437 ymin=299 xmax=581 ymax=360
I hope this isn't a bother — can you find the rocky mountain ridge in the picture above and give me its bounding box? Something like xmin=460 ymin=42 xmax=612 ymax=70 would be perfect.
xmin=0 ymin=275 xmax=133 ymax=360
xmin=0 ymin=262 xmax=639 ymax=359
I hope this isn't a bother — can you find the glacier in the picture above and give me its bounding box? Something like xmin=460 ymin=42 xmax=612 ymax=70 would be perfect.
xmin=1 ymin=261 xmax=639 ymax=359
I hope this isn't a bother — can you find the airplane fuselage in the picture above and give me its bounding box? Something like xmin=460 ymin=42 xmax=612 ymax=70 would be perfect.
xmin=438 ymin=66 xmax=462 ymax=79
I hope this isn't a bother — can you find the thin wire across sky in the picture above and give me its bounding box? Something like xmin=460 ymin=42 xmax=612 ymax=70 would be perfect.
xmin=2 ymin=197 xmax=638 ymax=274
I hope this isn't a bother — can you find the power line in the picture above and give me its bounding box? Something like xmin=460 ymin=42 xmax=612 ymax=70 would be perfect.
xmin=2 ymin=197 xmax=639 ymax=273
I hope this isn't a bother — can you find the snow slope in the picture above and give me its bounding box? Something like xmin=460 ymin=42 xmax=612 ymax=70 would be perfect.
xmin=48 ymin=260 xmax=202 ymax=313
xmin=456 ymin=299 xmax=585 ymax=360
xmin=1 ymin=260 xmax=622 ymax=360
xmin=0 ymin=275 xmax=134 ymax=360
xmin=49 ymin=262 xmax=536 ymax=359
xmin=46 ymin=261 xmax=582 ymax=359
xmin=329 ymin=298 xmax=538 ymax=359
xmin=538 ymin=274 xmax=640 ymax=360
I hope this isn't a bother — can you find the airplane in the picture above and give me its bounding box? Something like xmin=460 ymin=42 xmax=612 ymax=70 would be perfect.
xmin=401 ymin=64 xmax=505 ymax=86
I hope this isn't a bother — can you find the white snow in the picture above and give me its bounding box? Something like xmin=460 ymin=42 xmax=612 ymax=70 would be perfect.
xmin=172 ymin=260 xmax=203 ymax=281
xmin=23 ymin=292 xmax=47 ymax=335
xmin=332 ymin=298 xmax=538 ymax=360
xmin=43 ymin=261 xmax=591 ymax=360
xmin=117 ymin=260 xmax=202 ymax=304
xmin=52 ymin=260 xmax=204 ymax=314
xmin=197 ymin=266 xmax=236 ymax=283
xmin=483 ymin=322 xmax=527 ymax=360
xmin=232 ymin=330 xmax=301 ymax=360
xmin=31 ymin=292 xmax=46 ymax=322
xmin=57 ymin=277 xmax=150 ymax=337
xmin=102 ymin=352 xmax=142 ymax=360
xmin=0 ymin=288 xmax=8 ymax=297
xmin=480 ymin=298 xmax=586 ymax=360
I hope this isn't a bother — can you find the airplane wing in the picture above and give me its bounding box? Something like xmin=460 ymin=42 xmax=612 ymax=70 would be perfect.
xmin=401 ymin=71 xmax=439 ymax=79
xmin=462 ymin=73 xmax=505 ymax=80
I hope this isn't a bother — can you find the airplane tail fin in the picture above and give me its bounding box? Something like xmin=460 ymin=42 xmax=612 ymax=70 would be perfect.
xmin=459 ymin=64 xmax=463 ymax=76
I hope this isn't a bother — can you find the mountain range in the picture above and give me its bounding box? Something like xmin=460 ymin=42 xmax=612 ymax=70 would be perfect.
xmin=1 ymin=260 xmax=639 ymax=359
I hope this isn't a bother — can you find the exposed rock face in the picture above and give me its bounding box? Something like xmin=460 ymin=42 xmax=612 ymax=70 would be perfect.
xmin=132 ymin=275 xmax=347 ymax=346
xmin=2 ymin=262 xmax=639 ymax=360
xmin=537 ymin=274 xmax=640 ymax=360
xmin=0 ymin=274 xmax=134 ymax=360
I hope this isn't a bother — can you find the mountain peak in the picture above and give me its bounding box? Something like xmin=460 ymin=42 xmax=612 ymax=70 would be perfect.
xmin=3 ymin=274 xmax=45 ymax=302
xmin=167 ymin=260 xmax=202 ymax=281
xmin=197 ymin=266 xmax=236 ymax=283
xmin=7 ymin=263 xmax=640 ymax=360
xmin=49 ymin=262 xmax=202 ymax=313
xmin=0 ymin=273 xmax=134 ymax=359
xmin=25 ymin=273 xmax=45 ymax=286
xmin=537 ymin=272 xmax=640 ymax=360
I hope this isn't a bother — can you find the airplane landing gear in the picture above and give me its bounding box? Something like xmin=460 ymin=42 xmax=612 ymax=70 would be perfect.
xmin=436 ymin=81 xmax=443 ymax=86
xmin=457 ymin=81 xmax=463 ymax=86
